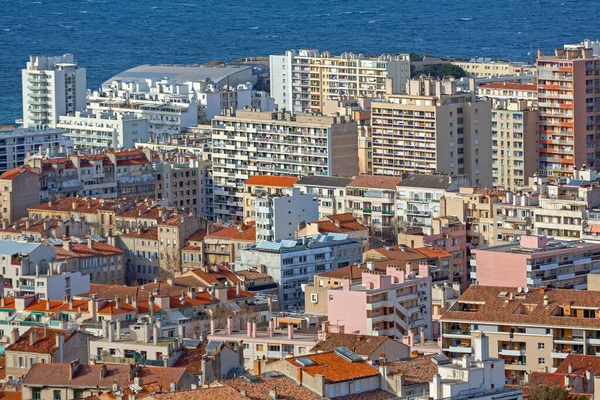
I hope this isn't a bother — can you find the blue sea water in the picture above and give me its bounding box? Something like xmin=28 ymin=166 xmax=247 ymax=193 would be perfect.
xmin=0 ymin=0 xmax=598 ymax=124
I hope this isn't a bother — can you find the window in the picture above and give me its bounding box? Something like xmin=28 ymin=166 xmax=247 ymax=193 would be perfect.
xmin=268 ymin=345 xmax=280 ymax=352
xmin=18 ymin=357 xmax=24 ymax=368
xmin=256 ymin=344 xmax=264 ymax=351
xmin=53 ymin=390 xmax=62 ymax=400
xmin=74 ymin=390 xmax=84 ymax=399
xmin=538 ymin=343 xmax=545 ymax=350
xmin=311 ymin=293 xmax=318 ymax=303
xmin=32 ymin=390 xmax=42 ymax=400
xmin=329 ymin=295 xmax=334 ymax=302
xmin=538 ymin=358 xmax=545 ymax=365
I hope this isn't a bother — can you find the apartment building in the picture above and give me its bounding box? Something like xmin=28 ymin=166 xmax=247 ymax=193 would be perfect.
xmin=308 ymin=263 xmax=433 ymax=341
xmin=452 ymin=59 xmax=534 ymax=78
xmin=0 ymin=240 xmax=56 ymax=296
xmin=441 ymin=285 xmax=600 ymax=381
xmin=209 ymin=322 xmax=319 ymax=369
xmin=270 ymin=49 xmax=410 ymax=114
xmin=197 ymin=81 xmax=275 ymax=122
xmin=493 ymin=192 xmax=537 ymax=244
xmin=4 ymin=327 xmax=89 ymax=380
xmin=242 ymin=175 xmax=298 ymax=222
xmin=253 ymin=187 xmax=318 ymax=242
xmin=537 ymin=46 xmax=600 ymax=177
xmin=264 ymin=347 xmax=382 ymax=398
xmin=0 ymin=127 xmax=70 ymax=174
xmin=297 ymin=214 xmax=369 ymax=252
xmin=22 ymin=362 xmax=196 ymax=399
xmin=491 ymin=100 xmax=539 ymax=190
xmin=238 ymin=233 xmax=362 ymax=311
xmin=345 ymin=175 xmax=402 ymax=241
xmin=211 ymin=109 xmax=358 ymax=224
xmin=21 ymin=54 xmax=86 ymax=128
xmin=154 ymin=152 xmax=212 ymax=215
xmin=371 ymin=77 xmax=493 ymax=187
xmin=0 ymin=166 xmax=42 ymax=224
xmin=478 ymin=82 xmax=537 ymax=102
xmin=471 ymin=235 xmax=600 ymax=290
xmin=203 ymin=222 xmax=256 ymax=266
xmin=294 ymin=175 xmax=352 ymax=217
xmin=396 ymin=173 xmax=468 ymax=234
xmin=398 ymin=216 xmax=468 ymax=290
xmin=0 ymin=216 xmax=89 ymax=241
xmin=57 ymin=110 xmax=149 ymax=149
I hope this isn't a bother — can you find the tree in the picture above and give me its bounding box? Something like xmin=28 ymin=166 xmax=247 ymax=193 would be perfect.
xmin=160 ymin=246 xmax=181 ymax=277
xmin=528 ymin=385 xmax=574 ymax=400
xmin=421 ymin=63 xmax=467 ymax=79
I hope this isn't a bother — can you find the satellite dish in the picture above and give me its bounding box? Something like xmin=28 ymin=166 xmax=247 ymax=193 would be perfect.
xmin=517 ymin=287 xmax=522 ymax=293
xmin=524 ymin=287 xmax=529 ymax=293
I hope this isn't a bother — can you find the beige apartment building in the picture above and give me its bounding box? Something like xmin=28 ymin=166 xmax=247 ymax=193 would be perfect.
xmin=211 ymin=109 xmax=358 ymax=224
xmin=370 ymin=77 xmax=493 ymax=187
xmin=242 ymin=175 xmax=299 ymax=222
xmin=0 ymin=166 xmax=42 ymax=224
xmin=441 ymin=285 xmax=600 ymax=382
xmin=452 ymin=60 xmax=535 ymax=78
xmin=537 ymin=45 xmax=600 ymax=177
xmin=270 ymin=49 xmax=410 ymax=114
xmin=491 ymin=100 xmax=539 ymax=190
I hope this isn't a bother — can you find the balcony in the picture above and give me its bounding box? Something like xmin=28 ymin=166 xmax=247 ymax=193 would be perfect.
xmin=444 ymin=345 xmax=472 ymax=354
xmin=19 ymin=285 xmax=35 ymax=291
xmin=499 ymin=348 xmax=526 ymax=356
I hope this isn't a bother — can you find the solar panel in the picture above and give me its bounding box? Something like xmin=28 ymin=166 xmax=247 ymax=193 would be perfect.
xmin=46 ymin=238 xmax=63 ymax=246
xmin=206 ymin=340 xmax=224 ymax=355
xmin=431 ymin=353 xmax=451 ymax=365
xmin=264 ymin=371 xmax=283 ymax=378
xmin=243 ymin=373 xmax=260 ymax=383
xmin=295 ymin=357 xmax=316 ymax=367
xmin=334 ymin=347 xmax=363 ymax=363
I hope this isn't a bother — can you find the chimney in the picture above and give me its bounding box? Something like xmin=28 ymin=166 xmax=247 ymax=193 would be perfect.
xmin=131 ymin=295 xmax=138 ymax=311
xmin=236 ymin=282 xmax=241 ymax=297
xmin=187 ymin=287 xmax=196 ymax=299
xmin=29 ymin=329 xmax=38 ymax=346
xmin=88 ymin=237 xmax=94 ymax=249
xmin=543 ymin=295 xmax=549 ymax=306
xmin=100 ymin=364 xmax=107 ymax=379
xmin=10 ymin=328 xmax=19 ymax=344
xmin=252 ymin=322 xmax=257 ymax=338
xmin=1 ymin=220 xmax=8 ymax=230
xmin=247 ymin=321 xmax=252 ymax=338
xmin=116 ymin=319 xmax=121 ymax=340
xmin=46 ymin=299 xmax=51 ymax=311
xmin=56 ymin=333 xmax=65 ymax=363
xmin=115 ymin=295 xmax=121 ymax=310
xmin=288 ymin=324 xmax=294 ymax=340
xmin=568 ymin=362 xmax=573 ymax=374
xmin=72 ymin=201 xmax=78 ymax=210
xmin=226 ymin=317 xmax=233 ymax=335
xmin=63 ymin=240 xmax=72 ymax=251
xmin=153 ymin=324 xmax=159 ymax=345
xmin=25 ymin=219 xmax=32 ymax=229
xmin=69 ymin=359 xmax=80 ymax=380
xmin=210 ymin=319 xmax=215 ymax=335
xmin=267 ymin=319 xmax=274 ymax=337
xmin=108 ymin=321 xmax=115 ymax=342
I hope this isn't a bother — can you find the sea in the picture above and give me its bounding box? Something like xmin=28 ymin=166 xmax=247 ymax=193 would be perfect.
xmin=1 ymin=0 xmax=598 ymax=125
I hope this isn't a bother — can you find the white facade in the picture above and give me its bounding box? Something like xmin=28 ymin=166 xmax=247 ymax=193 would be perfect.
xmin=211 ymin=109 xmax=358 ymax=224
xmin=197 ymin=82 xmax=276 ymax=122
xmin=0 ymin=240 xmax=57 ymax=297
xmin=22 ymin=54 xmax=87 ymax=128
xmin=255 ymin=188 xmax=319 ymax=241
xmin=88 ymin=79 xmax=198 ymax=141
xmin=58 ymin=110 xmax=149 ymax=149
xmin=270 ymin=49 xmax=411 ymax=114
xmin=0 ymin=127 xmax=71 ymax=174
xmin=19 ymin=271 xmax=90 ymax=301
xmin=238 ymin=233 xmax=363 ymax=311
xmin=430 ymin=334 xmax=522 ymax=400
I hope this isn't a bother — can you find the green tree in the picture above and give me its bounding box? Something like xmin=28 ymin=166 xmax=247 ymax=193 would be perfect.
xmin=421 ymin=63 xmax=467 ymax=79
xmin=528 ymin=385 xmax=575 ymax=400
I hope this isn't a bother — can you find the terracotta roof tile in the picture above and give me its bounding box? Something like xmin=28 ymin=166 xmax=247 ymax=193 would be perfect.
xmin=236 ymin=269 xmax=272 ymax=280
xmin=0 ymin=217 xmax=59 ymax=234
xmin=0 ymin=166 xmax=40 ymax=180
xmin=348 ymin=175 xmax=402 ymax=190
xmin=153 ymin=385 xmax=246 ymax=400
xmin=121 ymin=227 xmax=159 ymax=240
xmin=441 ymin=286 xmax=600 ymax=329
xmin=171 ymin=343 xmax=208 ymax=375
xmin=386 ymin=355 xmax=439 ymax=385
xmin=5 ymin=327 xmax=76 ymax=354
xmin=285 ymin=351 xmax=380 ymax=382
xmin=244 ymin=175 xmax=299 ymax=188
xmin=555 ymin=354 xmax=600 ymax=375
xmin=226 ymin=375 xmax=321 ymax=400
xmin=479 ymin=82 xmax=537 ymax=91
xmin=311 ymin=333 xmax=397 ymax=357
xmin=29 ymin=198 xmax=120 ymax=214
xmin=206 ymin=222 xmax=256 ymax=241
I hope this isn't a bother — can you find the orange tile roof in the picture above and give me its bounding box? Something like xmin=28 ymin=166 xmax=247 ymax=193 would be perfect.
xmin=53 ymin=241 xmax=123 ymax=259
xmin=185 ymin=267 xmax=242 ymax=287
xmin=441 ymin=286 xmax=600 ymax=329
xmin=23 ymin=298 xmax=88 ymax=313
xmin=0 ymin=217 xmax=59 ymax=234
xmin=313 ymin=213 xmax=367 ymax=234
xmin=386 ymin=355 xmax=439 ymax=385
xmin=152 ymin=385 xmax=246 ymax=400
xmin=244 ymin=175 xmax=299 ymax=188
xmin=226 ymin=375 xmax=322 ymax=399
xmin=171 ymin=343 xmax=208 ymax=375
xmin=348 ymin=174 xmax=402 ymax=190
xmin=117 ymin=203 xmax=163 ymax=219
xmin=206 ymin=222 xmax=256 ymax=241
xmin=414 ymin=246 xmax=452 ymax=259
xmin=98 ymin=300 xmax=137 ymax=315
xmin=479 ymin=82 xmax=537 ymax=91
xmin=117 ymin=158 xmax=150 ymax=166
xmin=555 ymin=354 xmax=600 ymax=375
xmin=121 ymin=227 xmax=159 ymax=240
xmin=311 ymin=334 xmax=396 ymax=357
xmin=29 ymin=198 xmax=120 ymax=214
xmin=5 ymin=327 xmax=77 ymax=354
xmin=286 ymin=351 xmax=380 ymax=382
xmin=236 ymin=269 xmax=272 ymax=280
xmin=187 ymin=229 xmax=208 ymax=243
xmin=115 ymin=150 xmax=145 ymax=157
xmin=160 ymin=213 xmax=184 ymax=226
xmin=0 ymin=165 xmax=40 ymax=180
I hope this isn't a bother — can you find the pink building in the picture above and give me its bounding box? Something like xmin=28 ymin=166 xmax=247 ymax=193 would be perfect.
xmin=398 ymin=216 xmax=468 ymax=290
xmin=472 ymin=235 xmax=600 ymax=289
xmin=325 ymin=264 xmax=433 ymax=342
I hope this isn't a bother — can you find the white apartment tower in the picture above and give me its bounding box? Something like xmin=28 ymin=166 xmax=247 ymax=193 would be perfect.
xmin=22 ymin=54 xmax=87 ymax=129
xmin=270 ymin=49 xmax=410 ymax=114
xmin=211 ymin=109 xmax=358 ymax=224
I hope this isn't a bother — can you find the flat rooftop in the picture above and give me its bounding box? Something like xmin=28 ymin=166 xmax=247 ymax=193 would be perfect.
xmin=103 ymin=64 xmax=253 ymax=86
xmin=475 ymin=239 xmax=600 ymax=255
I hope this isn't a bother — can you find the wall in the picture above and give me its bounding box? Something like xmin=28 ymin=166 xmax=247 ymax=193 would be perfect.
xmin=473 ymin=250 xmax=528 ymax=287
xmin=328 ymin=289 xmax=369 ymax=335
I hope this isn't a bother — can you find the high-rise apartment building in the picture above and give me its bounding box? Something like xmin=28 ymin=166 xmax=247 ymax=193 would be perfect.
xmin=491 ymin=100 xmax=538 ymax=190
xmin=537 ymin=45 xmax=600 ymax=177
xmin=22 ymin=54 xmax=86 ymax=128
xmin=270 ymin=49 xmax=410 ymax=114
xmin=370 ymin=77 xmax=493 ymax=187
xmin=211 ymin=109 xmax=358 ymax=224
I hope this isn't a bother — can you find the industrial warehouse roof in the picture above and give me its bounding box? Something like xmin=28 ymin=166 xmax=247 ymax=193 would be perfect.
xmin=103 ymin=64 xmax=253 ymax=86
